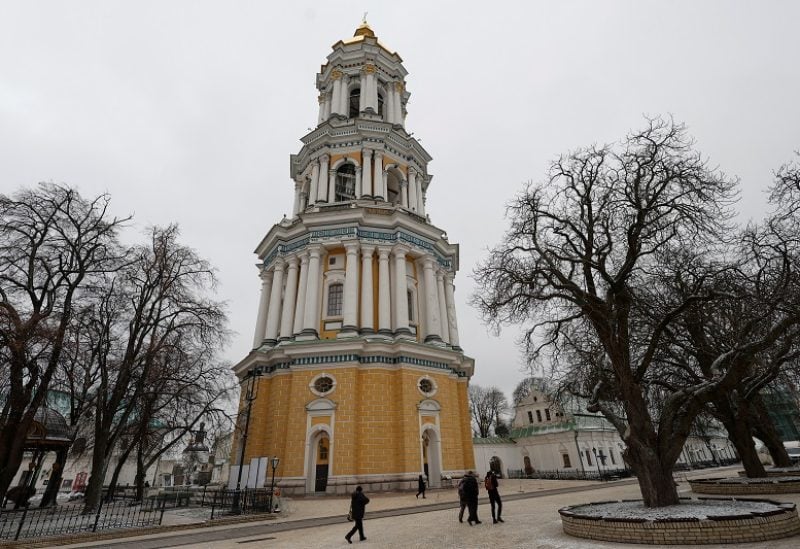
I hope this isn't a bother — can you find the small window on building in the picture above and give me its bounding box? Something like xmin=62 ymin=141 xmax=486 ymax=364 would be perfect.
xmin=585 ymin=450 xmax=593 ymax=466
xmin=533 ymin=396 xmax=537 ymax=402
xmin=329 ymin=257 xmax=337 ymax=266
xmin=418 ymin=377 xmax=437 ymax=396
xmin=545 ymin=409 xmax=551 ymax=421
xmin=377 ymin=92 xmax=384 ymax=117
xmin=407 ymin=290 xmax=414 ymax=322
xmin=327 ymin=283 xmax=343 ymax=316
xmin=536 ymin=410 xmax=542 ymax=422
xmin=562 ymin=454 xmax=571 ymax=468
xmin=349 ymin=87 xmax=361 ymax=118
xmin=609 ymin=448 xmax=616 ymax=465
xmin=335 ymin=164 xmax=356 ymax=202
xmin=319 ymin=438 xmax=328 ymax=460
xmin=313 ymin=375 xmax=334 ymax=395
xmin=527 ymin=411 xmax=533 ymax=424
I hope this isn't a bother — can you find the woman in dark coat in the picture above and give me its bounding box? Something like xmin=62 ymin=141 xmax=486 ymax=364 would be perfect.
xmin=345 ymin=486 xmax=370 ymax=543
xmin=463 ymin=471 xmax=481 ymax=525
xmin=416 ymin=474 xmax=426 ymax=499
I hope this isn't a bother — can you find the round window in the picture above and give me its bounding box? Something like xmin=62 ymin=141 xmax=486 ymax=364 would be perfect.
xmin=314 ymin=376 xmax=334 ymax=395
xmin=418 ymin=377 xmax=436 ymax=396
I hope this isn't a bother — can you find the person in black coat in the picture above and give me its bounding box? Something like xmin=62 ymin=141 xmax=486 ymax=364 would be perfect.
xmin=485 ymin=470 xmax=503 ymax=523
xmin=416 ymin=474 xmax=426 ymax=499
xmin=462 ymin=471 xmax=481 ymax=525
xmin=345 ymin=486 xmax=370 ymax=543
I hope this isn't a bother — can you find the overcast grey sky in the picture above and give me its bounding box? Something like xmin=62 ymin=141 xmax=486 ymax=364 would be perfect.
xmin=2 ymin=1 xmax=799 ymax=400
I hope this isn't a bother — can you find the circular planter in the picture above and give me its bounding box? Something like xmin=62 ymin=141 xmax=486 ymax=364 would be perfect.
xmin=691 ymin=476 xmax=800 ymax=495
xmin=559 ymin=497 xmax=800 ymax=545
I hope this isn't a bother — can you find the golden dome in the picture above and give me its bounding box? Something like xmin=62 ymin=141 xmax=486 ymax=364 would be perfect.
xmin=354 ymin=21 xmax=375 ymax=38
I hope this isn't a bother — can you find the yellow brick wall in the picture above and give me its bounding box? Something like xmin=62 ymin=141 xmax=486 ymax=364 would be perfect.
xmin=235 ymin=366 xmax=474 ymax=479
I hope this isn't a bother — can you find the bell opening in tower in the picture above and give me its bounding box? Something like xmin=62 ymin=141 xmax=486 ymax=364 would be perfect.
xmin=349 ymin=88 xmax=360 ymax=118
xmin=334 ymin=164 xmax=356 ymax=202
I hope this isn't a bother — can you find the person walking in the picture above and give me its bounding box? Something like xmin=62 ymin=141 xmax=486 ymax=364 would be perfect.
xmin=485 ymin=470 xmax=504 ymax=523
xmin=456 ymin=475 xmax=468 ymax=523
xmin=416 ymin=474 xmax=427 ymax=499
xmin=345 ymin=486 xmax=370 ymax=543
xmin=463 ymin=470 xmax=481 ymax=525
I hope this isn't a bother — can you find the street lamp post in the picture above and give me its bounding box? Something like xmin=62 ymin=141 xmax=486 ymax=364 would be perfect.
xmin=233 ymin=371 xmax=260 ymax=514
xmin=269 ymin=456 xmax=280 ymax=513
xmin=592 ymin=447 xmax=605 ymax=480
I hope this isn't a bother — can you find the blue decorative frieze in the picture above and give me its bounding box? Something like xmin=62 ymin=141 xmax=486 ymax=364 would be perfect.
xmin=263 ymin=226 xmax=453 ymax=270
xmin=257 ymin=353 xmax=464 ymax=376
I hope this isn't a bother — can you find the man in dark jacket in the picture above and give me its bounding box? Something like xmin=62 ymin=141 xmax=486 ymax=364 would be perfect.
xmin=345 ymin=486 xmax=370 ymax=543
xmin=462 ymin=471 xmax=481 ymax=525
xmin=485 ymin=470 xmax=503 ymax=523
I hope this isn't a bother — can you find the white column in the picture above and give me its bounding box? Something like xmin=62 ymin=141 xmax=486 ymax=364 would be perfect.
xmin=300 ymin=246 xmax=322 ymax=339
xmin=355 ymin=167 xmax=362 ymax=199
xmin=317 ymin=94 xmax=325 ymax=124
xmin=360 ymin=246 xmax=375 ymax=334
xmin=436 ymin=269 xmax=450 ymax=345
xmin=264 ymin=260 xmax=285 ymax=345
xmin=317 ymin=155 xmax=329 ymax=202
xmin=293 ymin=253 xmax=309 ymax=335
xmin=293 ymin=180 xmax=302 ymax=215
xmin=328 ymin=168 xmax=337 ymax=202
xmin=339 ymin=242 xmax=360 ymax=337
xmin=364 ymin=66 xmax=378 ymax=112
xmin=309 ymin=161 xmax=320 ymax=206
xmin=373 ymin=151 xmax=384 ymax=200
xmin=385 ymin=86 xmax=396 ymax=124
xmin=323 ymin=93 xmax=331 ymax=120
xmin=408 ymin=168 xmax=418 ymax=213
xmin=400 ymin=180 xmax=408 ymax=208
xmin=279 ymin=256 xmax=299 ymax=341
xmin=377 ymin=247 xmax=392 ymax=336
xmin=444 ymin=273 xmax=461 ymax=349
xmin=393 ymin=247 xmax=412 ymax=338
xmin=422 ymin=257 xmax=441 ymax=343
xmin=416 ymin=177 xmax=425 ymax=215
xmin=331 ymin=75 xmax=342 ymax=116
xmin=341 ymin=75 xmax=350 ymax=115
xmin=361 ymin=149 xmax=372 ymax=198
xmin=252 ymin=270 xmax=273 ymax=348
xmin=359 ymin=73 xmax=367 ymax=113
xmin=393 ymin=82 xmax=404 ymax=126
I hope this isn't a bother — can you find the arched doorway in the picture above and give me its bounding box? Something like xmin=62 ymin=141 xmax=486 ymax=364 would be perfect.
xmin=523 ymin=455 xmax=533 ymax=475
xmin=421 ymin=427 xmax=442 ymax=488
xmin=306 ymin=429 xmax=331 ymax=493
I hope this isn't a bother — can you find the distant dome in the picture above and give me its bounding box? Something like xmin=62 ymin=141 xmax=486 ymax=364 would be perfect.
xmin=25 ymin=407 xmax=73 ymax=449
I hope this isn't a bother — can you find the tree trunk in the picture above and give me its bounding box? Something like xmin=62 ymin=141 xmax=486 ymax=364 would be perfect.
xmin=750 ymin=396 xmax=792 ymax=468
xmin=722 ymin=414 xmax=765 ymax=477
xmin=134 ymin=444 xmax=147 ymax=502
xmin=39 ymin=449 xmax=68 ymax=508
xmin=82 ymin=431 xmax=109 ymax=512
xmin=620 ymin=388 xmax=680 ymax=507
xmin=106 ymin=442 xmax=135 ymax=501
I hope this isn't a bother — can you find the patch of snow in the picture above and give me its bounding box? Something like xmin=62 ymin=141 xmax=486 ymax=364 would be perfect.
xmin=566 ymin=499 xmax=784 ymax=520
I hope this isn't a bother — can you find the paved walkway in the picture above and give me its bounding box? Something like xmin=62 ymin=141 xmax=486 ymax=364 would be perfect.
xmin=58 ymin=467 xmax=800 ymax=549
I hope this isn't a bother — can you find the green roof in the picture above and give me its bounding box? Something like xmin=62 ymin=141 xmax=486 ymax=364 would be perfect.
xmin=472 ymin=436 xmax=516 ymax=445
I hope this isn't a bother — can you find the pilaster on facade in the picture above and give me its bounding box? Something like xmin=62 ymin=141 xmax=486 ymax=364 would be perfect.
xmin=252 ymin=270 xmax=274 ymax=348
xmin=263 ymin=259 xmax=286 ymax=346
xmin=338 ymin=241 xmax=360 ymax=338
xmin=376 ymin=245 xmax=393 ymax=337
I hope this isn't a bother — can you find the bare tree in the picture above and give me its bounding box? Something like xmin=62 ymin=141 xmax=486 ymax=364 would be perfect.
xmin=473 ymin=118 xmax=745 ymax=506
xmin=0 ymin=184 xmax=127 ymax=501
xmin=469 ymin=384 xmax=509 ymax=438
xmin=82 ymin=225 xmax=228 ymax=511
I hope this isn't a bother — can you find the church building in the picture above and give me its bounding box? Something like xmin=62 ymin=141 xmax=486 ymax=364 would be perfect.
xmin=230 ymin=22 xmax=476 ymax=495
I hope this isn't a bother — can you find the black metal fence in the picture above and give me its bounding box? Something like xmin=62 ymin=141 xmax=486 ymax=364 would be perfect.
xmin=507 ymin=468 xmax=634 ymax=481
xmin=0 ymin=497 xmax=164 ymax=541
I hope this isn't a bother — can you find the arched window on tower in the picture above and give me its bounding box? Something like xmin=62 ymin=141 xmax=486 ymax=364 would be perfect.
xmin=407 ymin=290 xmax=414 ymax=322
xmin=334 ymin=164 xmax=356 ymax=202
xmin=386 ymin=169 xmax=402 ymax=205
xmin=327 ymin=283 xmax=343 ymax=316
xmin=377 ymin=92 xmax=384 ymax=117
xmin=349 ymin=88 xmax=360 ymax=118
